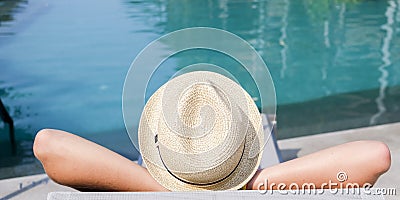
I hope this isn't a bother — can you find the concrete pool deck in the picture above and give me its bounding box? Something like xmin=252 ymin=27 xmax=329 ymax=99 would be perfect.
xmin=0 ymin=122 xmax=398 ymax=199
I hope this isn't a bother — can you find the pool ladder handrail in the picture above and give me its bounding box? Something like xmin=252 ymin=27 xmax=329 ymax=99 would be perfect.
xmin=0 ymin=98 xmax=16 ymax=150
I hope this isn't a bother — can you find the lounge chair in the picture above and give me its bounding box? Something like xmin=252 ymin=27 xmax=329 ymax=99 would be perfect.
xmin=46 ymin=114 xmax=384 ymax=200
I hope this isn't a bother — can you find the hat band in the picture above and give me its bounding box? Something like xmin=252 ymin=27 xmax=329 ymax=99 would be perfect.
xmin=155 ymin=133 xmax=246 ymax=186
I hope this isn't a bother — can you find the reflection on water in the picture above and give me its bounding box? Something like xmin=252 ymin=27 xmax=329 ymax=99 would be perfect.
xmin=279 ymin=0 xmax=289 ymax=79
xmin=370 ymin=0 xmax=396 ymax=125
xmin=0 ymin=0 xmax=27 ymax=30
xmin=126 ymin=0 xmax=400 ymax=104
xmin=126 ymin=0 xmax=400 ymax=128
xmin=0 ymin=0 xmax=400 ymax=178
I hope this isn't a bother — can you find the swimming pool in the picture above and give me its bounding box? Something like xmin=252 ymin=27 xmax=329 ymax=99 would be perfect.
xmin=0 ymin=0 xmax=399 ymax=178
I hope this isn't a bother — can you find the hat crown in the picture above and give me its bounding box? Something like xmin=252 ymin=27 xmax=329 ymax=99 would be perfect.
xmin=157 ymin=81 xmax=248 ymax=184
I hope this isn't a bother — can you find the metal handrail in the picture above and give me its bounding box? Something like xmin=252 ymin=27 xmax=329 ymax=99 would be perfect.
xmin=0 ymin=98 xmax=15 ymax=149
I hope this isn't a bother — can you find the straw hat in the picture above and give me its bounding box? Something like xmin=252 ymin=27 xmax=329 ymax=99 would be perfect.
xmin=138 ymin=71 xmax=263 ymax=191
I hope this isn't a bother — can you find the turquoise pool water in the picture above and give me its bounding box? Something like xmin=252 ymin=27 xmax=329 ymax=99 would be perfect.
xmin=0 ymin=0 xmax=399 ymax=178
